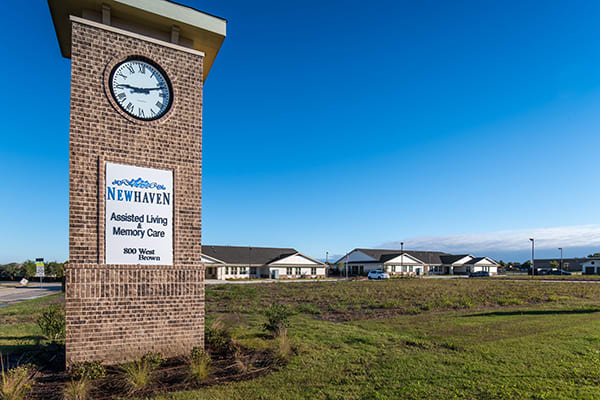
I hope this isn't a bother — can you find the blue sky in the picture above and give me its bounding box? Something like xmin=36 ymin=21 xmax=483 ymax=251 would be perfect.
xmin=2 ymin=0 xmax=600 ymax=263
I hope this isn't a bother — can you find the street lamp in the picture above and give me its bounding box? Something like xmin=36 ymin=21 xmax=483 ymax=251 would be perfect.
xmin=529 ymin=238 xmax=535 ymax=276
xmin=558 ymin=247 xmax=563 ymax=275
xmin=400 ymin=242 xmax=404 ymax=275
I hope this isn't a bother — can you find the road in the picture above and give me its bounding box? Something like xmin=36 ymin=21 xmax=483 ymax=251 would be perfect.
xmin=0 ymin=282 xmax=62 ymax=305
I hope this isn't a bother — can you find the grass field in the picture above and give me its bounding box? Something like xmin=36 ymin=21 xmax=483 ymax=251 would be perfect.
xmin=3 ymin=279 xmax=600 ymax=399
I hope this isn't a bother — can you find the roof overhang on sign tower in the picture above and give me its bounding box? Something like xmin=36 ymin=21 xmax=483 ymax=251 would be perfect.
xmin=47 ymin=0 xmax=227 ymax=80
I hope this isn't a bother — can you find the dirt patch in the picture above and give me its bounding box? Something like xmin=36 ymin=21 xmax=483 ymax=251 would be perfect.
xmin=28 ymin=347 xmax=279 ymax=400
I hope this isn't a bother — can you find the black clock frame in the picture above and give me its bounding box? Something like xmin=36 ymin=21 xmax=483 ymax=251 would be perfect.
xmin=108 ymin=56 xmax=174 ymax=121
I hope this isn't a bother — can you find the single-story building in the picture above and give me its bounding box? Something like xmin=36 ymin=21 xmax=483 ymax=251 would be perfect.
xmin=336 ymin=248 xmax=499 ymax=276
xmin=533 ymin=258 xmax=589 ymax=272
xmin=202 ymin=245 xmax=326 ymax=280
xmin=581 ymin=259 xmax=600 ymax=275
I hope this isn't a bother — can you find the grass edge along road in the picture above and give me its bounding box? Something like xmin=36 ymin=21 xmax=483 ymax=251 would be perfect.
xmin=3 ymin=280 xmax=600 ymax=399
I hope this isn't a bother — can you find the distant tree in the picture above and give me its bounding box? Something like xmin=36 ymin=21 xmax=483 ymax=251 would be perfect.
xmin=499 ymin=260 xmax=506 ymax=267
xmin=46 ymin=261 xmax=65 ymax=278
xmin=20 ymin=260 xmax=36 ymax=279
xmin=588 ymin=253 xmax=600 ymax=258
xmin=0 ymin=263 xmax=21 ymax=280
xmin=549 ymin=260 xmax=559 ymax=270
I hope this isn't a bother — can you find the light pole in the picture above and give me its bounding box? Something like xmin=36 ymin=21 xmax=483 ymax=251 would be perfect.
xmin=558 ymin=247 xmax=563 ymax=274
xmin=248 ymin=246 xmax=251 ymax=281
xmin=345 ymin=252 xmax=349 ymax=279
xmin=529 ymin=238 xmax=535 ymax=276
xmin=400 ymin=242 xmax=404 ymax=275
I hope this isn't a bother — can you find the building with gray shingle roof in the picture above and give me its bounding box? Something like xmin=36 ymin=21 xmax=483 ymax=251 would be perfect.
xmin=202 ymin=245 xmax=326 ymax=280
xmin=336 ymin=248 xmax=499 ymax=276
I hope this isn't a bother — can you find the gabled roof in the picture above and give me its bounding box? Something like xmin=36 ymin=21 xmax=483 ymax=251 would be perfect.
xmin=201 ymin=245 xmax=297 ymax=265
xmin=464 ymin=257 xmax=499 ymax=266
xmin=200 ymin=245 xmax=325 ymax=266
xmin=341 ymin=248 xmax=451 ymax=265
xmin=440 ymin=254 xmax=471 ymax=264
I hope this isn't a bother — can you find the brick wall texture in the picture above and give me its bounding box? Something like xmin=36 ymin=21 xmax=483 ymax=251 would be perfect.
xmin=66 ymin=21 xmax=204 ymax=364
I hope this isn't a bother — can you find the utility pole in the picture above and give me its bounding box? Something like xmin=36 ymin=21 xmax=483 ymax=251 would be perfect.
xmin=345 ymin=252 xmax=349 ymax=279
xmin=558 ymin=247 xmax=563 ymax=274
xmin=529 ymin=238 xmax=535 ymax=277
xmin=248 ymin=246 xmax=251 ymax=281
xmin=401 ymin=242 xmax=404 ymax=276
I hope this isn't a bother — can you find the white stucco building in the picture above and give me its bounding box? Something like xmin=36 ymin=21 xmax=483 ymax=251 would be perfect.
xmin=202 ymin=245 xmax=326 ymax=280
xmin=336 ymin=248 xmax=499 ymax=276
xmin=582 ymin=259 xmax=600 ymax=274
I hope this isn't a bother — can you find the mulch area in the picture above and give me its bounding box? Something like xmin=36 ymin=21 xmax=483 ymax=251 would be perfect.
xmin=28 ymin=347 xmax=278 ymax=400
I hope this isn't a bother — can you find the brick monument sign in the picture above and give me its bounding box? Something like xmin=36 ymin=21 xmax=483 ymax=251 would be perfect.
xmin=48 ymin=0 xmax=226 ymax=364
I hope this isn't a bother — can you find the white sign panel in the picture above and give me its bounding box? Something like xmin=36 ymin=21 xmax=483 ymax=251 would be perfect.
xmin=35 ymin=265 xmax=45 ymax=277
xmin=35 ymin=260 xmax=45 ymax=277
xmin=105 ymin=162 xmax=173 ymax=265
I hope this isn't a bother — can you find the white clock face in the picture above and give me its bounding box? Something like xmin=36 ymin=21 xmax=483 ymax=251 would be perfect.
xmin=109 ymin=58 xmax=172 ymax=120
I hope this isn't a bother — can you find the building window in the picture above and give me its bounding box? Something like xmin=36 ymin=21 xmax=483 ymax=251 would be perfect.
xmin=409 ymin=266 xmax=413 ymax=273
xmin=225 ymin=266 xmax=229 ymax=275
xmin=296 ymin=267 xmax=301 ymax=275
xmin=286 ymin=267 xmax=292 ymax=275
xmin=311 ymin=267 xmax=316 ymax=275
xmin=240 ymin=267 xmax=247 ymax=274
xmin=232 ymin=267 xmax=237 ymax=274
xmin=391 ymin=266 xmax=396 ymax=272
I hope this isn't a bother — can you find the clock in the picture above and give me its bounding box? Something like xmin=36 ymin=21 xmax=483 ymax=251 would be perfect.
xmin=109 ymin=57 xmax=173 ymax=121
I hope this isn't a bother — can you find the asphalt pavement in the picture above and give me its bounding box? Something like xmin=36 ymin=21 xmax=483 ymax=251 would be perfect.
xmin=0 ymin=282 xmax=62 ymax=305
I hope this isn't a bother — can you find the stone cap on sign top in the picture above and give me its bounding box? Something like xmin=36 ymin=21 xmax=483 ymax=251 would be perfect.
xmin=47 ymin=0 xmax=227 ymax=79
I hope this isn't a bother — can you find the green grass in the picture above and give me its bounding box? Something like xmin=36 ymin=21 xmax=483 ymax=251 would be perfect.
xmin=177 ymin=280 xmax=600 ymax=399
xmin=0 ymin=293 xmax=63 ymax=355
xmin=4 ymin=282 xmax=600 ymax=399
xmin=154 ymin=306 xmax=600 ymax=400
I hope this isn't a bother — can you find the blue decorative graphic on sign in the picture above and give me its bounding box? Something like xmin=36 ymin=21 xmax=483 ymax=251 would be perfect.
xmin=112 ymin=178 xmax=166 ymax=190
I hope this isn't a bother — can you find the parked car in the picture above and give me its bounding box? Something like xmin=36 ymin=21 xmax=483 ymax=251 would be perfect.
xmin=468 ymin=271 xmax=490 ymax=278
xmin=549 ymin=270 xmax=572 ymax=275
xmin=367 ymin=271 xmax=390 ymax=280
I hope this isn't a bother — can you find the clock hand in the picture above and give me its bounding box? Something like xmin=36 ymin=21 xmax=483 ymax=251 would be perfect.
xmin=138 ymin=86 xmax=166 ymax=91
xmin=115 ymin=84 xmax=164 ymax=94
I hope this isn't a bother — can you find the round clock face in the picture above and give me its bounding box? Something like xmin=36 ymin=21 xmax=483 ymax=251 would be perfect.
xmin=109 ymin=58 xmax=172 ymax=121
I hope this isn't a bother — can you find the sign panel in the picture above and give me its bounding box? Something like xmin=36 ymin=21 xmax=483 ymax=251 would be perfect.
xmin=35 ymin=259 xmax=45 ymax=277
xmin=105 ymin=162 xmax=173 ymax=265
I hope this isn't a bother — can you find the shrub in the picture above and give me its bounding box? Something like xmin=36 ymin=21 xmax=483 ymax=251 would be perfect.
xmin=0 ymin=364 xmax=33 ymax=400
xmin=37 ymin=304 xmax=66 ymax=342
xmin=141 ymin=352 xmax=164 ymax=370
xmin=63 ymin=377 xmax=92 ymax=400
xmin=69 ymin=361 xmax=106 ymax=380
xmin=188 ymin=347 xmax=211 ymax=383
xmin=120 ymin=358 xmax=154 ymax=393
xmin=263 ymin=303 xmax=291 ymax=336
xmin=206 ymin=318 xmax=234 ymax=356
